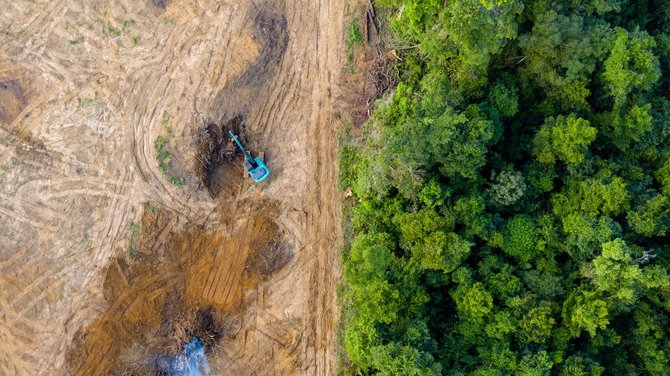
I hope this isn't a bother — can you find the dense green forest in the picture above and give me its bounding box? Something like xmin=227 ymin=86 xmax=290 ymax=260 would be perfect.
xmin=340 ymin=0 xmax=670 ymax=374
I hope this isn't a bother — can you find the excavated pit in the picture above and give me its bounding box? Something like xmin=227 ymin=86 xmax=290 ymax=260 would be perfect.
xmin=194 ymin=115 xmax=261 ymax=198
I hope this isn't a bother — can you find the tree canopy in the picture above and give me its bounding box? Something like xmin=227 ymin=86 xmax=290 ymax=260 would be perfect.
xmin=341 ymin=0 xmax=670 ymax=374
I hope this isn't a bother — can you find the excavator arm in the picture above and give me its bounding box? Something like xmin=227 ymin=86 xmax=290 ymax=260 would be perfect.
xmin=228 ymin=130 xmax=270 ymax=183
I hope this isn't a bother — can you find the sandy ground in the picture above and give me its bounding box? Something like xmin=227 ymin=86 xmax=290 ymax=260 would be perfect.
xmin=0 ymin=0 xmax=349 ymax=374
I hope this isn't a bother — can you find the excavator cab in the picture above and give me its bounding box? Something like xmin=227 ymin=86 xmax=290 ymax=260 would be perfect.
xmin=229 ymin=130 xmax=269 ymax=183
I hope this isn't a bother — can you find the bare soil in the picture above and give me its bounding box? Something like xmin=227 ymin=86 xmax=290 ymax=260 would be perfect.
xmin=0 ymin=0 xmax=353 ymax=374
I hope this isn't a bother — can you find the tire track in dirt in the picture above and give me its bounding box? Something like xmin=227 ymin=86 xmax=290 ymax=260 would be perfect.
xmin=1 ymin=0 xmax=349 ymax=374
xmin=200 ymin=0 xmax=346 ymax=374
xmin=66 ymin=196 xmax=284 ymax=375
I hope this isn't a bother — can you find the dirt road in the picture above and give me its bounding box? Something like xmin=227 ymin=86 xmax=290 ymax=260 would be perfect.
xmin=0 ymin=0 xmax=346 ymax=374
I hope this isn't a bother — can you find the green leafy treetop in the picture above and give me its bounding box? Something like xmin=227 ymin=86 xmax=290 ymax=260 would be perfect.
xmin=603 ymin=28 xmax=661 ymax=109
xmin=533 ymin=114 xmax=597 ymax=165
xmin=488 ymin=169 xmax=527 ymax=206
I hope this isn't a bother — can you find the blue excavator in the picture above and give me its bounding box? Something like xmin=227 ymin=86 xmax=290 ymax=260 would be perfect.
xmin=228 ymin=130 xmax=269 ymax=183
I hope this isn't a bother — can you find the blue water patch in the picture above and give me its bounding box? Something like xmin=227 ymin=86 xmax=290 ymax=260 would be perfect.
xmin=156 ymin=337 xmax=211 ymax=376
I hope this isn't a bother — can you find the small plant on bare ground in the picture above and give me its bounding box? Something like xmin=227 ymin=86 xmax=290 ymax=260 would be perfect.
xmin=127 ymin=221 xmax=140 ymax=255
xmin=94 ymin=12 xmax=139 ymax=47
xmin=154 ymin=111 xmax=185 ymax=187
xmin=346 ymin=17 xmax=362 ymax=64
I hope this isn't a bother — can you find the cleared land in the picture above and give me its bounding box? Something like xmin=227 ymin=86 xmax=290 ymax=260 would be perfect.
xmin=0 ymin=0 xmax=348 ymax=374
